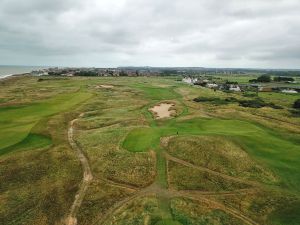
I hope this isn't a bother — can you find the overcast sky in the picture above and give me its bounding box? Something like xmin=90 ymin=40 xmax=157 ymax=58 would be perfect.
xmin=0 ymin=0 xmax=300 ymax=68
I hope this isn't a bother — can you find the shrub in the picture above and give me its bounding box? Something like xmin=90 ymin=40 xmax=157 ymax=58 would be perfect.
xmin=74 ymin=71 xmax=98 ymax=76
xmin=257 ymin=75 xmax=271 ymax=82
xmin=243 ymin=92 xmax=257 ymax=97
xmin=193 ymin=97 xmax=234 ymax=105
xmin=249 ymin=79 xmax=257 ymax=83
xmin=293 ymin=99 xmax=300 ymax=109
xmin=273 ymin=76 xmax=294 ymax=82
xmin=239 ymin=99 xmax=282 ymax=109
xmin=238 ymin=99 xmax=266 ymax=108
xmin=193 ymin=96 xmax=282 ymax=109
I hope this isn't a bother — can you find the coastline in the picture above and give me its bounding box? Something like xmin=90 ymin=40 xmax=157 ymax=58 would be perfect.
xmin=0 ymin=65 xmax=47 ymax=80
xmin=0 ymin=73 xmax=30 ymax=81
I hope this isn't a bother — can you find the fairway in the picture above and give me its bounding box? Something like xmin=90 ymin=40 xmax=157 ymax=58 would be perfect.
xmin=0 ymin=90 xmax=91 ymax=151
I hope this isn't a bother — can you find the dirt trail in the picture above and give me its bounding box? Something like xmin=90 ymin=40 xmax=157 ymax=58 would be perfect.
xmin=65 ymin=114 xmax=93 ymax=225
xmin=165 ymin=152 xmax=259 ymax=187
xmin=94 ymin=181 xmax=258 ymax=225
xmin=177 ymin=188 xmax=258 ymax=196
xmin=180 ymin=193 xmax=259 ymax=225
xmin=93 ymin=184 xmax=157 ymax=225
xmin=103 ymin=178 xmax=140 ymax=191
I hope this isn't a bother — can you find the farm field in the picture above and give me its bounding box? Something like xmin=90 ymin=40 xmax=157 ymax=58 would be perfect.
xmin=1 ymin=75 xmax=300 ymax=225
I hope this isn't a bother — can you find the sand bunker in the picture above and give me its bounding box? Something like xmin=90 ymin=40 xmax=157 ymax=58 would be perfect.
xmin=96 ymin=85 xmax=114 ymax=89
xmin=150 ymin=103 xmax=175 ymax=119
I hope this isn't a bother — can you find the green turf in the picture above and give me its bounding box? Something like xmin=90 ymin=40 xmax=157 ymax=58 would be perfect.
xmin=0 ymin=133 xmax=52 ymax=156
xmin=270 ymin=200 xmax=300 ymax=225
xmin=0 ymin=91 xmax=91 ymax=151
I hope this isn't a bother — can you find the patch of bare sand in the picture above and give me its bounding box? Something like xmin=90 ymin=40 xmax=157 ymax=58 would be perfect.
xmin=150 ymin=103 xmax=175 ymax=119
xmin=96 ymin=84 xmax=114 ymax=89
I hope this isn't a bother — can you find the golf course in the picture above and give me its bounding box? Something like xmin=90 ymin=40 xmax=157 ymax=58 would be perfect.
xmin=1 ymin=75 xmax=300 ymax=225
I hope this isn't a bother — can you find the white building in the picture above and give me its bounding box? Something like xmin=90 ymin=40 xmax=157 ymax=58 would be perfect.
xmin=182 ymin=77 xmax=198 ymax=84
xmin=206 ymin=83 xmax=218 ymax=88
xmin=281 ymin=89 xmax=298 ymax=94
xmin=229 ymin=85 xmax=241 ymax=92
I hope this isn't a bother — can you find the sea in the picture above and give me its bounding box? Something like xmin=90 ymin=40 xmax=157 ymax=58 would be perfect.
xmin=0 ymin=65 xmax=48 ymax=79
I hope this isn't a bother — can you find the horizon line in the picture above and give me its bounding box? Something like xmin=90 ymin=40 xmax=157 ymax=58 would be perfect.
xmin=1 ymin=64 xmax=300 ymax=71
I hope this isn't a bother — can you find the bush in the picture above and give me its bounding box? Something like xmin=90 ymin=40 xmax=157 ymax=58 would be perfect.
xmin=257 ymin=75 xmax=271 ymax=82
xmin=193 ymin=97 xmax=239 ymax=105
xmin=74 ymin=71 xmax=98 ymax=76
xmin=193 ymin=97 xmax=228 ymax=105
xmin=273 ymin=76 xmax=294 ymax=82
xmin=249 ymin=79 xmax=257 ymax=83
xmin=243 ymin=92 xmax=257 ymax=97
xmin=238 ymin=99 xmax=266 ymax=108
xmin=293 ymin=99 xmax=300 ymax=109
xmin=193 ymin=96 xmax=282 ymax=109
xmin=239 ymin=99 xmax=282 ymax=109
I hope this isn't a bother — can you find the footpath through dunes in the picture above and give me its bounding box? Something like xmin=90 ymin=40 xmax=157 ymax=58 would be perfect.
xmin=65 ymin=113 xmax=93 ymax=225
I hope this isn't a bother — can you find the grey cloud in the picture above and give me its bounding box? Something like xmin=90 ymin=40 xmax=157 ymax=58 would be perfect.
xmin=0 ymin=0 xmax=299 ymax=68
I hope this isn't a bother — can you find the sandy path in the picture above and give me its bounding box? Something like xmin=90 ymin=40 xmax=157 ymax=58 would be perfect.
xmin=150 ymin=103 xmax=175 ymax=119
xmin=96 ymin=85 xmax=114 ymax=89
xmin=65 ymin=114 xmax=93 ymax=225
xmin=93 ymin=182 xmax=258 ymax=225
xmin=180 ymin=193 xmax=260 ymax=225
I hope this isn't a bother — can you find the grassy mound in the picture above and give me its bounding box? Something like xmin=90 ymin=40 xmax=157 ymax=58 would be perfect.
xmin=168 ymin=161 xmax=250 ymax=191
xmin=165 ymin=136 xmax=276 ymax=184
xmin=171 ymin=198 xmax=245 ymax=225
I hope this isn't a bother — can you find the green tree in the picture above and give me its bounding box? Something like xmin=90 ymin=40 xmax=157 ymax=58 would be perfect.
xmin=257 ymin=75 xmax=271 ymax=82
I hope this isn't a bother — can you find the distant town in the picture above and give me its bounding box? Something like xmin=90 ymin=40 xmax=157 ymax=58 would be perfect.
xmin=31 ymin=66 xmax=300 ymax=94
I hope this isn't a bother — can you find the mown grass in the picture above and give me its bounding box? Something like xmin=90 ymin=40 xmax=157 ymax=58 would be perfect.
xmin=0 ymin=133 xmax=52 ymax=156
xmin=0 ymin=90 xmax=91 ymax=151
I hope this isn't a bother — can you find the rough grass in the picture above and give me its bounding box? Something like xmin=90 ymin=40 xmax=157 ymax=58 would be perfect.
xmin=209 ymin=189 xmax=300 ymax=225
xmin=171 ymin=197 xmax=245 ymax=225
xmin=102 ymin=197 xmax=161 ymax=225
xmin=165 ymin=136 xmax=277 ymax=184
xmin=168 ymin=161 xmax=250 ymax=191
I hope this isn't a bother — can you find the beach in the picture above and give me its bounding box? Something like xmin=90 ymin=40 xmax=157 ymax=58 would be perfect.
xmin=0 ymin=65 xmax=46 ymax=79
